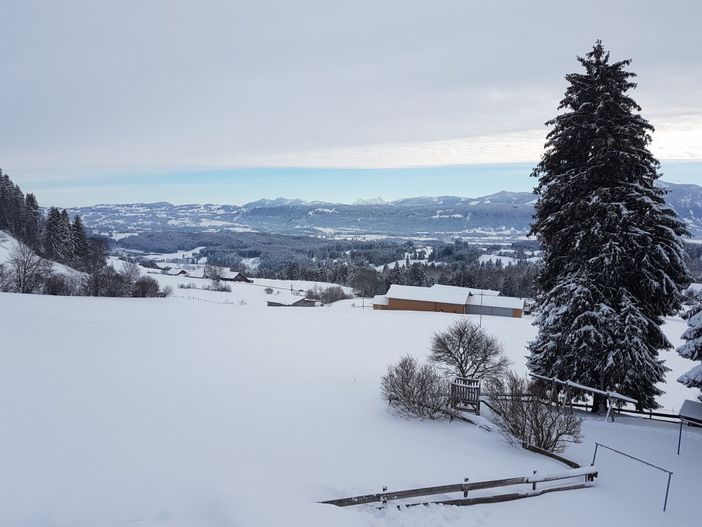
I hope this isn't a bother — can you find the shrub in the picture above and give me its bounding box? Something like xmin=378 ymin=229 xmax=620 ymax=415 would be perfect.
xmin=178 ymin=282 xmax=197 ymax=289
xmin=202 ymin=280 xmax=231 ymax=292
xmin=487 ymin=372 xmax=582 ymax=453
xmin=381 ymin=355 xmax=452 ymax=420
xmin=132 ymin=276 xmax=161 ymax=297
xmin=319 ymin=285 xmax=351 ymax=304
xmin=306 ymin=285 xmax=351 ymax=304
xmin=44 ymin=272 xmax=83 ymax=296
xmin=264 ymin=286 xmax=274 ymax=294
xmin=306 ymin=288 xmax=320 ymax=300
xmin=430 ymin=319 xmax=509 ymax=384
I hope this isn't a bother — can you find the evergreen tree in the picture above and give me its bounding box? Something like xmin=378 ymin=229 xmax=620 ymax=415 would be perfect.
xmin=23 ymin=193 xmax=41 ymax=249
xmin=60 ymin=209 xmax=74 ymax=261
xmin=677 ymin=301 xmax=702 ymax=401
xmin=527 ymin=41 xmax=690 ymax=410
xmin=44 ymin=207 xmax=66 ymax=261
xmin=72 ymin=216 xmax=89 ymax=265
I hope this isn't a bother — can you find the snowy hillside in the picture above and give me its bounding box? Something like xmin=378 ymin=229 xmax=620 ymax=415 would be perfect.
xmin=1 ymin=291 xmax=699 ymax=526
xmin=0 ymin=230 xmax=82 ymax=277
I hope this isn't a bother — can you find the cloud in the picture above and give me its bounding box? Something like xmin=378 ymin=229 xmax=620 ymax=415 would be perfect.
xmin=1 ymin=0 xmax=701 ymax=180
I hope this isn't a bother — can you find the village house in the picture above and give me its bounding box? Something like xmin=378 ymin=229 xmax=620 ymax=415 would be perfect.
xmin=165 ymin=268 xmax=189 ymax=277
xmin=266 ymin=294 xmax=316 ymax=307
xmin=220 ymin=270 xmax=253 ymax=283
xmin=372 ymin=284 xmax=524 ymax=318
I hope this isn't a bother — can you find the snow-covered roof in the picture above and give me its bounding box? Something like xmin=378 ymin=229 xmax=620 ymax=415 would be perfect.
xmin=467 ymin=294 xmax=525 ymax=310
xmin=384 ymin=284 xmax=514 ymax=306
xmin=166 ymin=268 xmax=188 ymax=276
xmin=679 ymin=399 xmax=702 ymax=424
xmin=268 ymin=294 xmax=310 ymax=306
xmin=372 ymin=295 xmax=389 ymax=306
xmin=187 ymin=268 xmax=205 ymax=278
xmin=431 ymin=284 xmax=501 ymax=297
xmin=385 ymin=284 xmax=471 ymax=305
xmin=221 ymin=270 xmax=243 ymax=280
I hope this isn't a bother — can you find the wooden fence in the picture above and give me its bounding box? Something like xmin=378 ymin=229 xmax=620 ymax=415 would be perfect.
xmin=320 ymin=466 xmax=598 ymax=508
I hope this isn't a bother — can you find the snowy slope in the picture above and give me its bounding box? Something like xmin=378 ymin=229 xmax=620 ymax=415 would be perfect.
xmin=0 ymin=293 xmax=700 ymax=526
xmin=108 ymin=257 xmax=353 ymax=307
xmin=0 ymin=230 xmax=83 ymax=277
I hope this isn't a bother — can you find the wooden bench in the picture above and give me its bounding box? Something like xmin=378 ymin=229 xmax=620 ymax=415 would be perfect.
xmin=451 ymin=377 xmax=481 ymax=415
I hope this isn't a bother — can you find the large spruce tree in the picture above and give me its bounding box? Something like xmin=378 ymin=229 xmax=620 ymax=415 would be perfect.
xmin=527 ymin=41 xmax=690 ymax=410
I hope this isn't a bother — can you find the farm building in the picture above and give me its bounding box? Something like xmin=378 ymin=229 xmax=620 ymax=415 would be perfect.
xmin=165 ymin=268 xmax=189 ymax=277
xmin=372 ymin=284 xmax=524 ymax=318
xmin=187 ymin=267 xmax=205 ymax=279
xmin=267 ymin=294 xmax=316 ymax=307
xmin=221 ymin=270 xmax=253 ymax=283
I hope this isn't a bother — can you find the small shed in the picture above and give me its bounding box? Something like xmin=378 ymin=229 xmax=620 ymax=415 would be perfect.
xmin=677 ymin=399 xmax=702 ymax=455
xmin=267 ymin=294 xmax=316 ymax=307
xmin=221 ymin=270 xmax=253 ymax=283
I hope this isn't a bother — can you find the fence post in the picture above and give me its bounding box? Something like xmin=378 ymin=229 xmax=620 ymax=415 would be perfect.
xmin=664 ymin=473 xmax=672 ymax=512
xmin=591 ymin=443 xmax=599 ymax=466
xmin=532 ymin=470 xmax=537 ymax=491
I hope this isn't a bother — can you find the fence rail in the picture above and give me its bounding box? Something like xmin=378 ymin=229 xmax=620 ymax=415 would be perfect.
xmin=320 ymin=467 xmax=597 ymax=508
xmin=591 ymin=442 xmax=673 ymax=512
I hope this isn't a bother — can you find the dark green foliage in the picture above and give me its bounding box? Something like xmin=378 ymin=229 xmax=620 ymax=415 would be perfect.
xmin=528 ymin=42 xmax=690 ymax=409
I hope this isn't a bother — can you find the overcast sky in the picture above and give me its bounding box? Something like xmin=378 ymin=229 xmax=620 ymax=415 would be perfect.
xmin=2 ymin=0 xmax=701 ymax=206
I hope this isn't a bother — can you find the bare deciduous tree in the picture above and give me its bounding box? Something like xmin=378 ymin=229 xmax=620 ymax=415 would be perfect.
xmin=381 ymin=355 xmax=452 ymax=420
xmin=204 ymin=264 xmax=225 ymax=282
xmin=0 ymin=263 xmax=11 ymax=292
xmin=429 ymin=318 xmax=510 ymax=383
xmin=8 ymin=242 xmax=50 ymax=293
xmin=120 ymin=260 xmax=141 ymax=285
xmin=487 ymin=372 xmax=582 ymax=453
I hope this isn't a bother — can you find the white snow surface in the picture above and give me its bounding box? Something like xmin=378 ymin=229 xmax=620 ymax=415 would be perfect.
xmin=0 ymin=288 xmax=700 ymax=525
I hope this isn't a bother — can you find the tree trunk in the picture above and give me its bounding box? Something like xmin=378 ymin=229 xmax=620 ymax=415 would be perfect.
xmin=591 ymin=393 xmax=608 ymax=414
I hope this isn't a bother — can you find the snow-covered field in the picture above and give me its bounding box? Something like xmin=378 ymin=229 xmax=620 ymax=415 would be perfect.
xmin=1 ymin=290 xmax=700 ymax=526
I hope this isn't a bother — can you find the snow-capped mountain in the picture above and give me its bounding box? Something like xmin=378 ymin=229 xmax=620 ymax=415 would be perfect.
xmin=67 ymin=181 xmax=702 ymax=239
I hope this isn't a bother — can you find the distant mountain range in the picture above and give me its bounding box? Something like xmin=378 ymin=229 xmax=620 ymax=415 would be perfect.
xmin=68 ymin=181 xmax=702 ymax=241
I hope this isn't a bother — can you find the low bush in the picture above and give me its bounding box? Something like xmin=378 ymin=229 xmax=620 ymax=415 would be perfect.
xmin=381 ymin=355 xmax=452 ymax=420
xmin=487 ymin=372 xmax=582 ymax=453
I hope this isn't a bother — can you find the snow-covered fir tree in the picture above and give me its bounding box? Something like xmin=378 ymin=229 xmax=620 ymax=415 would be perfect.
xmin=44 ymin=207 xmax=73 ymax=263
xmin=44 ymin=207 xmax=64 ymax=261
xmin=677 ymin=301 xmax=702 ymax=401
xmin=71 ymin=216 xmax=89 ymax=265
xmin=23 ymin=193 xmax=42 ymax=249
xmin=528 ymin=41 xmax=690 ymax=410
xmin=60 ymin=209 xmax=74 ymax=261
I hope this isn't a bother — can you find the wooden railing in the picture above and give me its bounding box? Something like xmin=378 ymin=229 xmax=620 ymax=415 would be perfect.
xmin=320 ymin=466 xmax=598 ymax=508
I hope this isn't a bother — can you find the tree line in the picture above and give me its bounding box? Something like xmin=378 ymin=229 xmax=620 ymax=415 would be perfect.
xmin=0 ymin=170 xmax=167 ymax=298
xmin=250 ymin=258 xmax=538 ymax=299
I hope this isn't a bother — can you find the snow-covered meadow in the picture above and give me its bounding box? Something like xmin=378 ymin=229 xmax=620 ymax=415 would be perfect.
xmin=1 ymin=287 xmax=700 ymax=526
